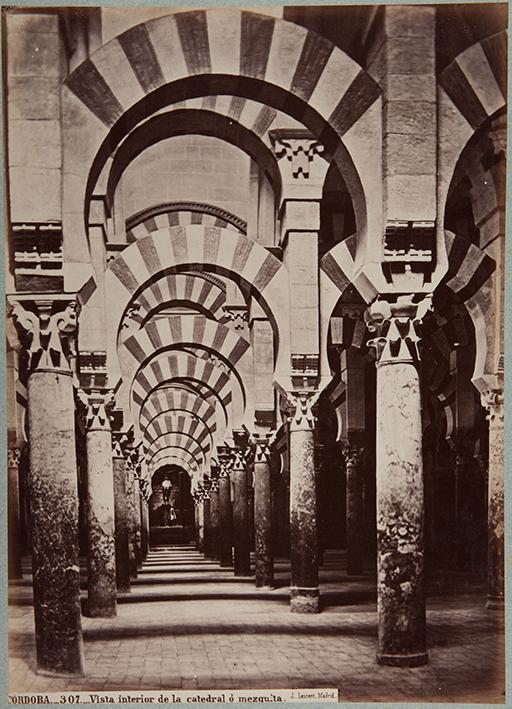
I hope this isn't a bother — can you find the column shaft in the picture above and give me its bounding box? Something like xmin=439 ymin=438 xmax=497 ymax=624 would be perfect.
xmin=85 ymin=428 xmax=117 ymax=617
xmin=8 ymin=449 xmax=23 ymax=579
xmin=209 ymin=486 xmax=221 ymax=561
xmin=203 ymin=497 xmax=212 ymax=558
xmin=289 ymin=424 xmax=319 ymax=612
xmin=113 ymin=454 xmax=130 ymax=592
xmin=487 ymin=398 xmax=504 ymax=609
xmin=376 ymin=361 xmax=427 ymax=666
xmin=27 ymin=369 xmax=85 ymax=676
xmin=254 ymin=457 xmax=273 ymax=587
xmin=344 ymin=448 xmax=365 ymax=576
xmin=232 ymin=466 xmax=251 ymax=576
xmin=219 ymin=476 xmax=233 ymax=567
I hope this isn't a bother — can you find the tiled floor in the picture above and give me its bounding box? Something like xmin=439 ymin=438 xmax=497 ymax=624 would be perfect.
xmin=8 ymin=545 xmax=505 ymax=702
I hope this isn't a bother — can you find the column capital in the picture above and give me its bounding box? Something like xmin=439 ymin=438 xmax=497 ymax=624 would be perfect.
xmin=481 ymin=389 xmax=504 ymax=425
xmin=364 ymin=294 xmax=432 ymax=365
xmin=77 ymin=388 xmax=115 ymax=432
xmin=7 ymin=294 xmax=79 ymax=373
xmin=8 ymin=446 xmax=21 ymax=469
xmin=270 ymin=129 xmax=327 ymax=180
xmin=251 ymin=432 xmax=276 ymax=464
xmin=284 ymin=390 xmax=320 ymax=431
xmin=341 ymin=443 xmax=365 ymax=468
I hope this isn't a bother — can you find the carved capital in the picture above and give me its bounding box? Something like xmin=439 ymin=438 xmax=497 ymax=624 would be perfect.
xmin=271 ymin=131 xmax=325 ymax=180
xmin=8 ymin=447 xmax=21 ymax=469
xmin=364 ymin=294 xmax=432 ymax=365
xmin=7 ymin=296 xmax=79 ymax=373
xmin=223 ymin=305 xmax=248 ymax=331
xmin=77 ymin=389 xmax=115 ymax=432
xmin=251 ymin=432 xmax=276 ymax=464
xmin=284 ymin=391 xmax=319 ymax=431
xmin=341 ymin=444 xmax=365 ymax=470
xmin=481 ymin=389 xmax=504 ymax=425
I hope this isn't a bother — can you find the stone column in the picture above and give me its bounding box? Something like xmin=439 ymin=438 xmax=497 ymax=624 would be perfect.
xmin=8 ymin=296 xmax=85 ymax=676
xmin=209 ymin=467 xmax=221 ymax=562
xmin=8 ymin=447 xmax=23 ymax=579
xmin=218 ymin=468 xmax=233 ymax=567
xmin=202 ymin=483 xmax=212 ymax=559
xmin=365 ymin=295 xmax=431 ymax=667
xmin=140 ymin=494 xmax=149 ymax=561
xmin=231 ymin=443 xmax=251 ymax=576
xmin=79 ymin=389 xmax=117 ymax=617
xmin=112 ymin=434 xmax=130 ymax=592
xmin=342 ymin=443 xmax=365 ymax=576
xmin=252 ymin=434 xmax=275 ymax=588
xmin=482 ymin=390 xmax=504 ymax=609
xmin=287 ymin=391 xmax=320 ymax=613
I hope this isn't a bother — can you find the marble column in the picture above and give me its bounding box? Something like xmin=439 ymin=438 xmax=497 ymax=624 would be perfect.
xmin=209 ymin=470 xmax=221 ymax=562
xmin=287 ymin=391 xmax=320 ymax=612
xmin=8 ymin=447 xmax=23 ymax=579
xmin=112 ymin=435 xmax=130 ymax=592
xmin=140 ymin=495 xmax=149 ymax=561
xmin=253 ymin=434 xmax=275 ymax=588
xmin=218 ymin=469 xmax=233 ymax=567
xmin=80 ymin=389 xmax=117 ymax=617
xmin=231 ymin=447 xmax=251 ymax=576
xmin=483 ymin=390 xmax=504 ymax=609
xmin=9 ymin=296 xmax=85 ymax=676
xmin=131 ymin=475 xmax=142 ymax=569
xmin=203 ymin=489 xmax=212 ymax=559
xmin=342 ymin=443 xmax=365 ymax=576
xmin=365 ymin=295 xmax=431 ymax=667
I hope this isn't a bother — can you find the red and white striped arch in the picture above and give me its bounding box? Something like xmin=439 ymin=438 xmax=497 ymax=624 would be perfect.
xmin=140 ymin=389 xmax=216 ymax=433
xmin=438 ymin=31 xmax=507 ymax=237
xmin=119 ymin=273 xmax=226 ymax=336
xmin=62 ymin=9 xmax=381 ymax=298
xmin=131 ymin=352 xmax=232 ymax=434
xmin=143 ymin=411 xmax=213 ymax=452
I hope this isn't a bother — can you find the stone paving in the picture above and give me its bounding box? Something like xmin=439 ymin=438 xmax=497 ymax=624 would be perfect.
xmin=8 ymin=545 xmax=505 ymax=703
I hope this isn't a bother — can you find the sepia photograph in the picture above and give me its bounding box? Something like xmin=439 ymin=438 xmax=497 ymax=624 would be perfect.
xmin=3 ymin=1 xmax=507 ymax=704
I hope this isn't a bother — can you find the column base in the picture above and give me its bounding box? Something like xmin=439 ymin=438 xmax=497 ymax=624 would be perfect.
xmin=85 ymin=605 xmax=117 ymax=618
xmin=487 ymin=596 xmax=505 ymax=610
xmin=290 ymin=587 xmax=320 ymax=613
xmin=377 ymin=652 xmax=428 ymax=667
xmin=36 ymin=668 xmax=85 ymax=679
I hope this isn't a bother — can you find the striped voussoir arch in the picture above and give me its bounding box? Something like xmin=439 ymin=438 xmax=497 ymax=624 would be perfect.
xmin=66 ymin=9 xmax=380 ymax=143
xmin=439 ymin=31 xmax=507 ymax=135
xmin=325 ymin=377 xmax=346 ymax=442
xmin=143 ymin=413 xmax=212 ymax=455
xmin=121 ymin=314 xmax=250 ymax=379
xmin=149 ymin=449 xmax=199 ymax=475
xmin=106 ymin=226 xmax=289 ymax=365
xmin=146 ymin=431 xmax=204 ymax=466
xmin=140 ymin=389 xmax=216 ymax=432
xmin=120 ymin=273 xmax=226 ymax=332
xmin=126 ymin=202 xmax=247 ymax=242
xmin=149 ymin=445 xmax=200 ymax=472
xmin=320 ymin=234 xmax=377 ymax=305
xmin=441 ymin=231 xmax=496 ymax=304
xmin=150 ymin=457 xmax=197 ymax=479
xmin=131 ymin=352 xmax=233 ymax=426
